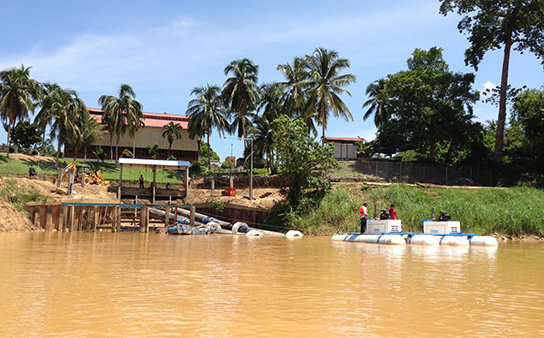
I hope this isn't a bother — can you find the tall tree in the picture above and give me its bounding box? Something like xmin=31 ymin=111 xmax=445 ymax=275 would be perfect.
xmin=512 ymin=88 xmax=544 ymax=165
xmin=304 ymin=48 xmax=356 ymax=145
xmin=187 ymin=84 xmax=230 ymax=170
xmin=79 ymin=113 xmax=104 ymax=160
xmin=277 ymin=57 xmax=318 ymax=135
xmin=98 ymin=84 xmax=143 ymax=162
xmin=0 ymin=65 xmax=41 ymax=158
xmin=37 ymin=83 xmax=88 ymax=164
xmin=8 ymin=121 xmax=41 ymax=151
xmin=222 ymin=58 xmax=260 ymax=142
xmin=272 ymin=115 xmax=337 ymax=208
xmin=162 ymin=122 xmax=183 ymax=158
xmin=439 ymin=0 xmax=544 ymax=164
xmin=369 ymin=47 xmax=479 ymax=162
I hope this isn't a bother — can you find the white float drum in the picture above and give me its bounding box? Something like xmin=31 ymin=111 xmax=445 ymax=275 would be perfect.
xmin=246 ymin=230 xmax=263 ymax=237
xmin=410 ymin=235 xmax=441 ymax=246
xmin=285 ymin=230 xmax=303 ymax=238
xmin=440 ymin=235 xmax=470 ymax=246
xmin=378 ymin=235 xmax=406 ymax=245
xmin=470 ymin=236 xmax=499 ymax=246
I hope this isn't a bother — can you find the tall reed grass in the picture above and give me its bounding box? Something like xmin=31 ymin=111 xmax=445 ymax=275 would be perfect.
xmin=294 ymin=184 xmax=544 ymax=236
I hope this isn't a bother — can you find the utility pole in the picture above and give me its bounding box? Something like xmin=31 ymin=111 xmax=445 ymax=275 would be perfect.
xmin=225 ymin=136 xmax=254 ymax=200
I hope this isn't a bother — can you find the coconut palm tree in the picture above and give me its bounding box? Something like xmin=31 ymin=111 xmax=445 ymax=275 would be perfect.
xmin=222 ymin=58 xmax=260 ymax=142
xmin=36 ymin=83 xmax=88 ymax=164
xmin=248 ymin=113 xmax=275 ymax=172
xmin=187 ymin=84 xmax=230 ymax=170
xmin=79 ymin=113 xmax=104 ymax=160
xmin=277 ymin=57 xmax=308 ymax=117
xmin=257 ymin=83 xmax=284 ymax=122
xmin=362 ymin=78 xmax=390 ymax=127
xmin=162 ymin=122 xmax=183 ymax=158
xmin=0 ymin=65 xmax=41 ymax=158
xmin=304 ymin=48 xmax=356 ymax=145
xmin=98 ymin=84 xmax=143 ymax=162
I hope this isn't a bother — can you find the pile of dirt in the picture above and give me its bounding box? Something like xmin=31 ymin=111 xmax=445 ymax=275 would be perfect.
xmin=187 ymin=187 xmax=282 ymax=209
xmin=0 ymin=176 xmax=121 ymax=232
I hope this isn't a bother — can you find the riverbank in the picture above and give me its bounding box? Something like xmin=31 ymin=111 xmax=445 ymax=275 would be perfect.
xmin=1 ymin=154 xmax=543 ymax=238
xmin=291 ymin=183 xmax=544 ymax=239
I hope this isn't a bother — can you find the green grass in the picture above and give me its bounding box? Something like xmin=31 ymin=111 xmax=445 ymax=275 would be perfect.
xmin=0 ymin=154 xmax=188 ymax=186
xmin=291 ymin=184 xmax=544 ymax=236
xmin=0 ymin=178 xmax=49 ymax=211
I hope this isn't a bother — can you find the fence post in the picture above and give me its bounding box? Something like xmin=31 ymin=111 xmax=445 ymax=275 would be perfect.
xmin=190 ymin=206 xmax=195 ymax=227
xmin=69 ymin=205 xmax=75 ymax=232
xmin=165 ymin=206 xmax=171 ymax=228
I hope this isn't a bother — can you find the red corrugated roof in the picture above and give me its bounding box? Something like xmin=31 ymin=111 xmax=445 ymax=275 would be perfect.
xmin=89 ymin=108 xmax=189 ymax=129
xmin=324 ymin=136 xmax=366 ymax=143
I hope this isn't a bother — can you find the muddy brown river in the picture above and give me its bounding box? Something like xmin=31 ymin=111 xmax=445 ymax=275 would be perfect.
xmin=1 ymin=232 xmax=543 ymax=337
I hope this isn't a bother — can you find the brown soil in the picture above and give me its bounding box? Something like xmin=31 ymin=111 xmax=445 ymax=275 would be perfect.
xmin=0 ymin=173 xmax=283 ymax=231
xmin=9 ymin=153 xmax=57 ymax=163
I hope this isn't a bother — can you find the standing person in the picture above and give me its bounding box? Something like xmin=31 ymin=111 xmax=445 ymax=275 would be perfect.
xmin=29 ymin=165 xmax=36 ymax=179
xmin=359 ymin=202 xmax=368 ymax=234
xmin=139 ymin=175 xmax=144 ymax=188
xmin=388 ymin=204 xmax=398 ymax=220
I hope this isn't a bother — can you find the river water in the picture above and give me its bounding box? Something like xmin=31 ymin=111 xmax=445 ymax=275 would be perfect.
xmin=0 ymin=232 xmax=543 ymax=337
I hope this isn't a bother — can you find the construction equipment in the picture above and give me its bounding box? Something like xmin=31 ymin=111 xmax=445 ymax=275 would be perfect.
xmin=59 ymin=161 xmax=110 ymax=186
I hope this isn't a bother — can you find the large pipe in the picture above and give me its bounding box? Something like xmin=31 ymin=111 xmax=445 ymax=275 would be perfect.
xmin=175 ymin=208 xmax=232 ymax=229
xmin=149 ymin=208 xmax=204 ymax=227
xmin=175 ymin=208 xmax=288 ymax=237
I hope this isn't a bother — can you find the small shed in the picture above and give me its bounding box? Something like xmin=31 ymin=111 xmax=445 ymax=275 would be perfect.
xmin=116 ymin=158 xmax=191 ymax=203
xmin=324 ymin=137 xmax=365 ymax=160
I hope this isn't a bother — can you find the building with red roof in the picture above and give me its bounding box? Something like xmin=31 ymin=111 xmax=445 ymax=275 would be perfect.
xmin=64 ymin=108 xmax=200 ymax=162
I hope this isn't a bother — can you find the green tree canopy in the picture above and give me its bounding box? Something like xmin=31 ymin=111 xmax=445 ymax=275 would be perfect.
xmin=8 ymin=120 xmax=42 ymax=150
xmin=304 ymin=48 xmax=356 ymax=145
xmin=439 ymin=0 xmax=544 ymax=164
xmin=512 ymin=88 xmax=544 ymax=165
xmin=222 ymin=58 xmax=260 ymax=141
xmin=0 ymin=65 xmax=41 ymax=158
xmin=98 ymin=84 xmax=143 ymax=162
xmin=272 ymin=115 xmax=337 ymax=209
xmin=369 ymin=47 xmax=480 ymax=162
xmin=162 ymin=122 xmax=183 ymax=158
xmin=37 ymin=83 xmax=88 ymax=164
xmin=187 ymin=84 xmax=230 ymax=170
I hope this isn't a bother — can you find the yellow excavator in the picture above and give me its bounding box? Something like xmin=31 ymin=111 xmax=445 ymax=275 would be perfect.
xmin=64 ymin=161 xmax=110 ymax=186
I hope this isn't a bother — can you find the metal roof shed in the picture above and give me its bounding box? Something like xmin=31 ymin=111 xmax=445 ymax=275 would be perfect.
xmin=117 ymin=158 xmax=191 ymax=203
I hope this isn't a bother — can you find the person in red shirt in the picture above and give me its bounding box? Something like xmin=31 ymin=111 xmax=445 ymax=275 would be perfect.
xmin=359 ymin=202 xmax=368 ymax=234
xmin=388 ymin=204 xmax=398 ymax=220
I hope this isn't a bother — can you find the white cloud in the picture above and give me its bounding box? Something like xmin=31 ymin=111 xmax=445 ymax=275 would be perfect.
xmin=482 ymin=80 xmax=497 ymax=91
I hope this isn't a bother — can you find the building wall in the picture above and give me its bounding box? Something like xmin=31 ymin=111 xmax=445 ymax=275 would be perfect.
xmin=95 ymin=127 xmax=198 ymax=152
xmin=333 ymin=143 xmax=358 ymax=160
xmin=65 ymin=119 xmax=200 ymax=162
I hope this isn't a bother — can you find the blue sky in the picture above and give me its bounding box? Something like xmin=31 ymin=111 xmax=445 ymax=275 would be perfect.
xmin=1 ymin=0 xmax=543 ymax=161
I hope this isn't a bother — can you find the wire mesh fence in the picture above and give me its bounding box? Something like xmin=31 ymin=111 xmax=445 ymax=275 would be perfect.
xmin=343 ymin=161 xmax=495 ymax=186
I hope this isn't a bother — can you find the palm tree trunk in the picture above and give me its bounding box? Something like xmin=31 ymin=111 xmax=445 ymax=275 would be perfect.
xmin=493 ymin=31 xmax=513 ymax=164
xmin=109 ymin=134 xmax=114 ymax=161
xmin=6 ymin=122 xmax=12 ymax=158
xmin=115 ymin=134 xmax=120 ymax=164
xmin=56 ymin=119 xmax=64 ymax=165
xmin=207 ymin=133 xmax=211 ymax=170
xmin=321 ymin=101 xmax=326 ymax=146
